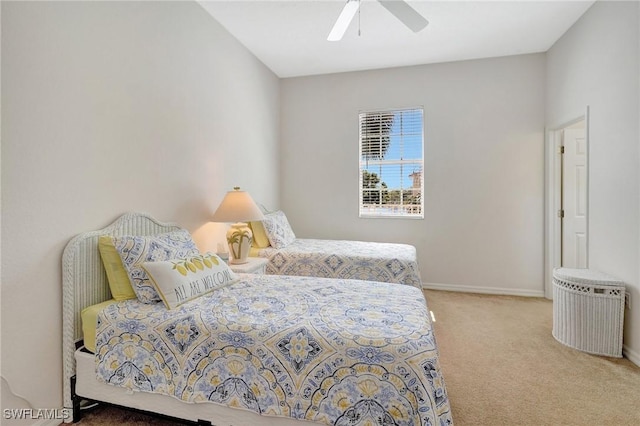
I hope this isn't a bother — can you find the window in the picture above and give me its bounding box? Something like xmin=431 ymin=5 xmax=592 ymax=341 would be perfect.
xmin=359 ymin=107 xmax=424 ymax=218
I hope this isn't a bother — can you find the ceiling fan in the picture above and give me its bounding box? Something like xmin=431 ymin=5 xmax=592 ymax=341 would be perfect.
xmin=328 ymin=0 xmax=428 ymax=41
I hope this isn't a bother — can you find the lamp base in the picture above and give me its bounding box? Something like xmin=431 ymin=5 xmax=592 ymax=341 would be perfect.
xmin=226 ymin=222 xmax=253 ymax=265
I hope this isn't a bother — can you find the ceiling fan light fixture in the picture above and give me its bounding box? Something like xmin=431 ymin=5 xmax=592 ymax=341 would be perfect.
xmin=327 ymin=0 xmax=360 ymax=41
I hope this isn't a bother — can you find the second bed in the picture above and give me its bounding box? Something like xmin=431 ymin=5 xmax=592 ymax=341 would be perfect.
xmin=249 ymin=211 xmax=422 ymax=288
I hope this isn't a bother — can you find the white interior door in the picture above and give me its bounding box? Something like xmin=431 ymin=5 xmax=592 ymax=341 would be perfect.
xmin=562 ymin=126 xmax=588 ymax=268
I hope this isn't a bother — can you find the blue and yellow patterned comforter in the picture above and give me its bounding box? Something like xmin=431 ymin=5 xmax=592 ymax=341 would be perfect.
xmin=95 ymin=274 xmax=452 ymax=425
xmin=254 ymin=238 xmax=423 ymax=288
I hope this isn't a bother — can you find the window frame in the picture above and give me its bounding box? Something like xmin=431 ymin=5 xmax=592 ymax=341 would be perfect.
xmin=358 ymin=106 xmax=424 ymax=219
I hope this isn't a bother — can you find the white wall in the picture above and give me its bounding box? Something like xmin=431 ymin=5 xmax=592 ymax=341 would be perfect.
xmin=1 ymin=0 xmax=280 ymax=418
xmin=546 ymin=0 xmax=640 ymax=363
xmin=280 ymin=54 xmax=546 ymax=296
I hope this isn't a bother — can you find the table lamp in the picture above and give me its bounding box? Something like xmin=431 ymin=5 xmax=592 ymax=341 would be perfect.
xmin=212 ymin=187 xmax=265 ymax=264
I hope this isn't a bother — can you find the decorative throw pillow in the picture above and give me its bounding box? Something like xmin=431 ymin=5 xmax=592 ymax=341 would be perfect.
xmin=142 ymin=252 xmax=238 ymax=309
xmin=112 ymin=230 xmax=199 ymax=304
xmin=261 ymin=210 xmax=296 ymax=249
xmin=98 ymin=236 xmax=137 ymax=300
xmin=249 ymin=220 xmax=271 ymax=248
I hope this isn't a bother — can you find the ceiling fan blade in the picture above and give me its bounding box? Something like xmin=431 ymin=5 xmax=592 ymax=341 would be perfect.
xmin=378 ymin=0 xmax=428 ymax=33
xmin=328 ymin=0 xmax=361 ymax=41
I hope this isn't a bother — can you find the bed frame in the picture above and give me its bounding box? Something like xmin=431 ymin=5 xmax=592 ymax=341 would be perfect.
xmin=61 ymin=212 xmax=313 ymax=425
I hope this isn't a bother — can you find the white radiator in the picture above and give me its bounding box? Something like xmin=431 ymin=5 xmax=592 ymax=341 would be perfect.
xmin=552 ymin=268 xmax=625 ymax=357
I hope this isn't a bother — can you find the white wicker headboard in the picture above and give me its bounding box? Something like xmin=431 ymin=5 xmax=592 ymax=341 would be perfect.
xmin=61 ymin=212 xmax=182 ymax=411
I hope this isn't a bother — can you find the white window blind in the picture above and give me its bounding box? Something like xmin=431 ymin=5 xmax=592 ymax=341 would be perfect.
xmin=359 ymin=107 xmax=424 ymax=218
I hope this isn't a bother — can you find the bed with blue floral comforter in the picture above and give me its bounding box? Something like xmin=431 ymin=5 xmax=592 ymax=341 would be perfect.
xmin=252 ymin=238 xmax=422 ymax=288
xmin=95 ymin=274 xmax=451 ymax=425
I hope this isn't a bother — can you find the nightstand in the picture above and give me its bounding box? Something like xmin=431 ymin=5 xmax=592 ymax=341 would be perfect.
xmin=229 ymin=257 xmax=269 ymax=275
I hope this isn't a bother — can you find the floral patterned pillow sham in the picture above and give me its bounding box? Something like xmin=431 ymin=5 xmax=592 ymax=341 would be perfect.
xmin=112 ymin=230 xmax=199 ymax=304
xmin=261 ymin=210 xmax=296 ymax=249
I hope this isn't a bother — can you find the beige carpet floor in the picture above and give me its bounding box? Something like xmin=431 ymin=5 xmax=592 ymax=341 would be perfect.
xmin=427 ymin=289 xmax=640 ymax=425
xmin=71 ymin=290 xmax=640 ymax=425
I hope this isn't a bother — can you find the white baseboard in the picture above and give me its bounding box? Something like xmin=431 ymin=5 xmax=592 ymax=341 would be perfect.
xmin=422 ymin=282 xmax=545 ymax=298
xmin=623 ymin=344 xmax=640 ymax=368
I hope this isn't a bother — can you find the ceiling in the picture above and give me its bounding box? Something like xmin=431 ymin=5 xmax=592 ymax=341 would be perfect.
xmin=198 ymin=0 xmax=595 ymax=78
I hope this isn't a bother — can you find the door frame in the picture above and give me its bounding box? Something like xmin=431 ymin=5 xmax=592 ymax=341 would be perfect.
xmin=544 ymin=107 xmax=590 ymax=298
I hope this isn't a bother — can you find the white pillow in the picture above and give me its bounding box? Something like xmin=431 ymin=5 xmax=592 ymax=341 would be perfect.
xmin=112 ymin=230 xmax=199 ymax=304
xmin=142 ymin=252 xmax=238 ymax=309
xmin=261 ymin=210 xmax=296 ymax=249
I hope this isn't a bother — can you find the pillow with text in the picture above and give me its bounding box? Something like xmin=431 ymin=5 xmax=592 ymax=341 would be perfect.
xmin=142 ymin=252 xmax=238 ymax=309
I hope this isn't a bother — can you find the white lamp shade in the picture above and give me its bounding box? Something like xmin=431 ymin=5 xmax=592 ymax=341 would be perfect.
xmin=212 ymin=188 xmax=265 ymax=223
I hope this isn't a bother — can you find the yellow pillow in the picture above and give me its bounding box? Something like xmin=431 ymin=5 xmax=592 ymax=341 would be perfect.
xmin=98 ymin=235 xmax=136 ymax=300
xmin=250 ymin=221 xmax=271 ymax=248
